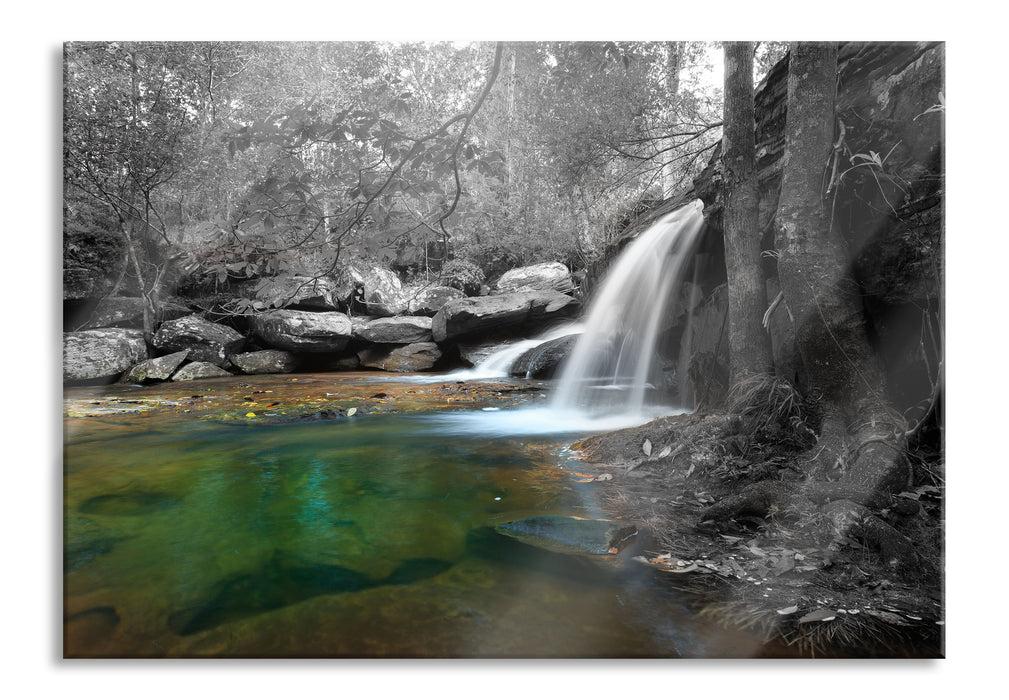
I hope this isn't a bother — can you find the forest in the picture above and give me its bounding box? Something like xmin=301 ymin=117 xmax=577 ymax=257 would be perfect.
xmin=62 ymin=40 xmax=944 ymax=659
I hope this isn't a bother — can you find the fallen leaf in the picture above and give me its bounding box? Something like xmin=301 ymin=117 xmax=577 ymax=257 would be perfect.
xmin=245 ymin=412 xmax=256 ymax=417
xmin=798 ymin=609 xmax=837 ymax=623
xmin=776 ymin=605 xmax=799 ymax=615
xmin=657 ymin=446 xmax=672 ymax=458
xmin=347 ymin=407 xmax=358 ymax=416
xmin=642 ymin=439 xmax=652 ymax=456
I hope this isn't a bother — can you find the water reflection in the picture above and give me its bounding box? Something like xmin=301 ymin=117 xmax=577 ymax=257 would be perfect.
xmin=64 ymin=381 xmax=763 ymax=658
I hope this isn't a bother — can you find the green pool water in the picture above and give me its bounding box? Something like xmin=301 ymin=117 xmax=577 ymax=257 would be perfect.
xmin=63 ymin=374 xmax=765 ymax=658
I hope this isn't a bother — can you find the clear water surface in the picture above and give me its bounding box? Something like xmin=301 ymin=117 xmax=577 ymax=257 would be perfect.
xmin=63 ymin=372 xmax=764 ymax=658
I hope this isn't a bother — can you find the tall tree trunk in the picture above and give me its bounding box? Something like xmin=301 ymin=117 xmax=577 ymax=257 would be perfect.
xmin=774 ymin=42 xmax=903 ymax=496
xmin=722 ymin=41 xmax=772 ymax=386
xmin=702 ymin=43 xmax=916 ymax=555
xmin=661 ymin=42 xmax=683 ymax=194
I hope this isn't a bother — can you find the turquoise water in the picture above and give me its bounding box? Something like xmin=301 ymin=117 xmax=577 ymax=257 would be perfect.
xmin=63 ymin=376 xmax=764 ymax=658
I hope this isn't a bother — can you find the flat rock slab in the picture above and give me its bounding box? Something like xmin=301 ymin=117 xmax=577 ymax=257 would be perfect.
xmin=171 ymin=362 xmax=233 ymax=381
xmin=64 ymin=328 xmax=149 ymax=383
xmin=495 ymin=515 xmax=637 ymax=556
xmin=152 ymin=314 xmax=245 ymax=366
xmin=230 ymin=349 xmax=298 ymax=374
xmin=251 ymin=310 xmax=353 ymax=352
xmin=357 ymin=342 xmax=441 ymax=372
xmin=432 ymin=290 xmax=578 ymax=342
xmin=353 ymin=316 xmax=433 ymax=344
xmin=121 ymin=350 xmax=190 ymax=383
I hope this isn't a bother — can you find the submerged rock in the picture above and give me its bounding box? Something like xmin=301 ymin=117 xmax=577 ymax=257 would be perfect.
xmin=230 ymin=349 xmax=297 ymax=374
xmin=63 ymin=328 xmax=149 ymax=383
xmin=251 ymin=309 xmax=353 ymax=352
xmin=171 ymin=362 xmax=233 ymax=381
xmin=120 ymin=350 xmax=190 ymax=384
xmin=152 ymin=314 xmax=245 ymax=366
xmin=495 ymin=515 xmax=638 ymax=556
xmin=432 ymin=290 xmax=578 ymax=342
xmin=494 ymin=262 xmax=575 ymax=295
xmin=358 ymin=342 xmax=442 ymax=372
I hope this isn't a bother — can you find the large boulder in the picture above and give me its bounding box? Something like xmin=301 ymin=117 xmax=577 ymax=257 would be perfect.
xmin=494 ymin=262 xmax=575 ymax=295
xmin=120 ymin=350 xmax=190 ymax=384
xmin=230 ymin=349 xmax=298 ymax=375
xmin=335 ymin=264 xmax=406 ymax=317
xmin=151 ymin=315 xmax=245 ymax=366
xmin=171 ymin=362 xmax=233 ymax=381
xmin=353 ymin=316 xmax=433 ymax=344
xmin=64 ymin=329 xmax=149 ymax=383
xmin=404 ymin=285 xmax=465 ymax=316
xmin=510 ymin=334 xmax=579 ymax=379
xmin=82 ymin=297 xmax=147 ymax=329
xmin=253 ymin=275 xmax=343 ymax=311
xmin=251 ymin=310 xmax=353 ymax=353
xmin=78 ymin=297 xmax=192 ymax=331
xmin=358 ymin=342 xmax=442 ymax=372
xmin=432 ymin=290 xmax=578 ymax=343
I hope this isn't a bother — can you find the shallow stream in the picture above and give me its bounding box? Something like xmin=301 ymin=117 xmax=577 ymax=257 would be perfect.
xmin=63 ymin=372 xmax=764 ymax=657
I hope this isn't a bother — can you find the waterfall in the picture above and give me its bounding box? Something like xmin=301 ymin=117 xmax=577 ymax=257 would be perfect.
xmin=551 ymin=200 xmax=705 ymax=419
xmin=445 ymin=322 xmax=583 ymax=381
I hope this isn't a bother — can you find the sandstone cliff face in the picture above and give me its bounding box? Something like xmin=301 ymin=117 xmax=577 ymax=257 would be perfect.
xmin=625 ymin=43 xmax=943 ymax=410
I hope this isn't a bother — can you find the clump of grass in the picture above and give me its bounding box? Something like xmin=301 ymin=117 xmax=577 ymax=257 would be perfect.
xmin=728 ymin=373 xmax=815 ymax=450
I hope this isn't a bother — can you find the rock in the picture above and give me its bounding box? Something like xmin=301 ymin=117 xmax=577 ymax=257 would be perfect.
xmin=63 ymin=329 xmax=149 ymax=383
xmin=353 ymin=316 xmax=433 ymax=344
xmin=457 ymin=341 xmax=512 ymax=367
xmin=510 ymin=334 xmax=579 ymax=379
xmin=254 ymin=274 xmax=343 ymax=311
xmin=250 ymin=310 xmax=353 ymax=353
xmin=151 ymin=314 xmax=245 ymax=366
xmin=432 ymin=290 xmax=578 ymax=343
xmin=156 ymin=300 xmax=193 ymax=324
xmin=494 ymin=262 xmax=575 ymax=295
xmin=495 ymin=515 xmax=638 ymax=556
xmin=686 ymin=284 xmax=729 ymax=408
xmin=230 ymin=349 xmax=298 ymax=375
xmin=120 ymin=350 xmax=190 ymax=384
xmin=404 ymin=285 xmax=465 ymax=316
xmin=335 ymin=264 xmax=406 ymax=317
xmin=82 ymin=297 xmax=147 ymax=329
xmin=357 ymin=342 xmax=442 ymax=372
xmin=171 ymin=362 xmax=233 ymax=381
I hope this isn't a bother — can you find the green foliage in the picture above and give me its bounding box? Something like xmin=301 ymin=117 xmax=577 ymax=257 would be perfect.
xmin=439 ymin=259 xmax=485 ymax=295
xmin=64 ymin=41 xmax=734 ymax=298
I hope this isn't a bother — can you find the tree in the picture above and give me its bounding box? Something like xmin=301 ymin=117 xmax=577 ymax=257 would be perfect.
xmin=702 ymin=42 xmax=922 ymax=569
xmin=721 ymin=41 xmax=772 ymax=386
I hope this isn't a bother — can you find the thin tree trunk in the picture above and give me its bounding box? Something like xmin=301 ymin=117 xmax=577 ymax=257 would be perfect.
xmin=722 ymin=41 xmax=772 ymax=386
xmin=661 ymin=42 xmax=682 ymax=194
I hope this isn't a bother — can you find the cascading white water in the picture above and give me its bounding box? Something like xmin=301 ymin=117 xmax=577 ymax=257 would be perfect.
xmin=551 ymin=199 xmax=706 ymax=420
xmin=445 ymin=322 xmax=583 ymax=381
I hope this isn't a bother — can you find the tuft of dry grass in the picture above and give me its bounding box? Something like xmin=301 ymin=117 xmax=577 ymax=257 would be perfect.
xmin=728 ymin=373 xmax=815 ymax=449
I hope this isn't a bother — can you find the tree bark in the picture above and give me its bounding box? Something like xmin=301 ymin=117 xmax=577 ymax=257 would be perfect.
xmin=722 ymin=41 xmax=772 ymax=386
xmin=774 ymin=42 xmax=904 ymax=495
